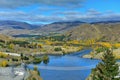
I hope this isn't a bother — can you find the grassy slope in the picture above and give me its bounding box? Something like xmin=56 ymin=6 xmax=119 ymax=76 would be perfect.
xmin=66 ymin=23 xmax=120 ymax=42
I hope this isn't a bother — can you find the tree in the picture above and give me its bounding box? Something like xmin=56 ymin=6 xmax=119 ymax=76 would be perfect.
xmin=34 ymin=66 xmax=40 ymax=76
xmin=20 ymin=53 xmax=24 ymax=61
xmin=0 ymin=60 xmax=8 ymax=67
xmin=90 ymin=49 xmax=119 ymax=80
xmin=9 ymin=43 xmax=14 ymax=49
xmin=54 ymin=47 xmax=62 ymax=51
xmin=43 ymin=55 xmax=49 ymax=65
xmin=33 ymin=57 xmax=42 ymax=64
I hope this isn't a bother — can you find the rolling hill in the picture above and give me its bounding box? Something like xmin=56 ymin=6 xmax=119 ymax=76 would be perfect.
xmin=65 ymin=22 xmax=120 ymax=42
xmin=0 ymin=34 xmax=13 ymax=41
xmin=1 ymin=20 xmax=120 ymax=43
xmin=35 ymin=21 xmax=86 ymax=33
xmin=0 ymin=20 xmax=33 ymax=29
xmin=0 ymin=20 xmax=41 ymax=35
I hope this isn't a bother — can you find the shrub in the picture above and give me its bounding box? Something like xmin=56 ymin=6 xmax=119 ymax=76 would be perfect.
xmin=54 ymin=47 xmax=62 ymax=51
xmin=12 ymin=58 xmax=18 ymax=61
xmin=23 ymin=56 xmax=29 ymax=60
xmin=42 ymin=55 xmax=49 ymax=64
xmin=33 ymin=66 xmax=40 ymax=76
xmin=32 ymin=77 xmax=36 ymax=80
xmin=95 ymin=47 xmax=108 ymax=53
xmin=0 ymin=52 xmax=8 ymax=58
xmin=0 ymin=60 xmax=8 ymax=67
xmin=33 ymin=58 xmax=42 ymax=64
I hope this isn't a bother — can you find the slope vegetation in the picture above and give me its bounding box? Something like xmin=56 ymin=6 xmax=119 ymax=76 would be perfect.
xmin=66 ymin=23 xmax=120 ymax=42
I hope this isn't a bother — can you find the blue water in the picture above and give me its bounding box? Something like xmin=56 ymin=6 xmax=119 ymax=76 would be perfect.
xmin=27 ymin=49 xmax=100 ymax=80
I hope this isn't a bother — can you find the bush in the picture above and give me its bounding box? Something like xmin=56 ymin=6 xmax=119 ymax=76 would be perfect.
xmin=0 ymin=60 xmax=8 ymax=67
xmin=12 ymin=58 xmax=18 ymax=61
xmin=33 ymin=66 xmax=40 ymax=76
xmin=23 ymin=56 xmax=29 ymax=60
xmin=32 ymin=77 xmax=36 ymax=80
xmin=95 ymin=47 xmax=108 ymax=53
xmin=34 ymin=66 xmax=38 ymax=71
xmin=42 ymin=55 xmax=49 ymax=64
xmin=33 ymin=58 xmax=42 ymax=64
xmin=54 ymin=47 xmax=62 ymax=51
xmin=0 ymin=52 xmax=8 ymax=58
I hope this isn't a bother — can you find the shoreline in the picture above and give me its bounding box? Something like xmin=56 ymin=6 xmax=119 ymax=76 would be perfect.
xmin=0 ymin=48 xmax=89 ymax=67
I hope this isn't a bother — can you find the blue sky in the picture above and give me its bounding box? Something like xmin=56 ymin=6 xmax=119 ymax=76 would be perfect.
xmin=0 ymin=0 xmax=120 ymax=24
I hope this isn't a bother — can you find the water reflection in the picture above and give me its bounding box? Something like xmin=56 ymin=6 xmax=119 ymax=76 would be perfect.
xmin=27 ymin=49 xmax=100 ymax=80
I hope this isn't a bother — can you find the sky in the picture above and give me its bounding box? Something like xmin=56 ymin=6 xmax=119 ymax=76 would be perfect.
xmin=0 ymin=0 xmax=120 ymax=24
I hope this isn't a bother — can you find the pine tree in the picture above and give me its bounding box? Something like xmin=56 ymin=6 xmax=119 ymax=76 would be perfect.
xmin=91 ymin=48 xmax=119 ymax=80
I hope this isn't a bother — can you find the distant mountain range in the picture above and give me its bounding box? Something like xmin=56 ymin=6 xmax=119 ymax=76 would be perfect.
xmin=35 ymin=21 xmax=86 ymax=33
xmin=0 ymin=20 xmax=40 ymax=30
xmin=1 ymin=20 xmax=120 ymax=42
xmin=0 ymin=20 xmax=86 ymax=35
xmin=91 ymin=20 xmax=120 ymax=24
xmin=0 ymin=20 xmax=41 ymax=35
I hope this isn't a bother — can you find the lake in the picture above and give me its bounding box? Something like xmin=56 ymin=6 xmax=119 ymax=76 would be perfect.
xmin=27 ymin=49 xmax=100 ymax=80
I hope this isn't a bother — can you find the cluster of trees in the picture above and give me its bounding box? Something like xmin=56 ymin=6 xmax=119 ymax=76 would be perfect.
xmin=96 ymin=42 xmax=112 ymax=48
xmin=89 ymin=49 xmax=120 ymax=80
xmin=94 ymin=42 xmax=120 ymax=54
xmin=38 ymin=35 xmax=66 ymax=41
xmin=7 ymin=40 xmax=29 ymax=47
xmin=95 ymin=47 xmax=108 ymax=53
xmin=27 ymin=43 xmax=42 ymax=49
xmin=49 ymin=35 xmax=66 ymax=41
xmin=42 ymin=55 xmax=49 ymax=64
xmin=33 ymin=57 xmax=42 ymax=64
xmin=12 ymin=58 xmax=19 ymax=61
xmin=113 ymin=43 xmax=120 ymax=49
xmin=33 ymin=55 xmax=49 ymax=65
xmin=54 ymin=47 xmax=62 ymax=51
xmin=20 ymin=53 xmax=29 ymax=61
xmin=4 ymin=40 xmax=43 ymax=50
xmin=0 ymin=52 xmax=8 ymax=58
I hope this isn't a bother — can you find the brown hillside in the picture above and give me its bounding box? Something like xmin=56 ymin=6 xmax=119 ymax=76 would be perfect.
xmin=66 ymin=23 xmax=120 ymax=42
xmin=0 ymin=34 xmax=13 ymax=41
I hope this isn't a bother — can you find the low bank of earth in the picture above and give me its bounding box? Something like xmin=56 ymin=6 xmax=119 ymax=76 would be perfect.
xmin=83 ymin=48 xmax=120 ymax=59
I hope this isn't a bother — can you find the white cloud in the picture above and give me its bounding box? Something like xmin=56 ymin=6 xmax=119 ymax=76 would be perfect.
xmin=0 ymin=10 xmax=120 ymax=24
xmin=0 ymin=0 xmax=85 ymax=9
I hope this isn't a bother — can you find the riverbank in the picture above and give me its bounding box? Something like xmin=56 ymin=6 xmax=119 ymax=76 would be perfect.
xmin=26 ymin=70 xmax=42 ymax=80
xmin=0 ymin=47 xmax=85 ymax=67
xmin=83 ymin=48 xmax=120 ymax=59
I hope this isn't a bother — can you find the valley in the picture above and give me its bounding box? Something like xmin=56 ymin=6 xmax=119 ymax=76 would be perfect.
xmin=1 ymin=20 xmax=120 ymax=80
xmin=1 ymin=0 xmax=120 ymax=80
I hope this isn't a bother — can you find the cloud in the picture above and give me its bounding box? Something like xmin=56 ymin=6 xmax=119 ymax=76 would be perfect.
xmin=0 ymin=11 xmax=64 ymax=23
xmin=0 ymin=0 xmax=120 ymax=24
xmin=53 ymin=11 xmax=82 ymax=16
xmin=87 ymin=9 xmax=101 ymax=15
xmin=51 ymin=10 xmax=120 ymax=22
xmin=0 ymin=10 xmax=120 ymax=24
xmin=0 ymin=0 xmax=85 ymax=9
